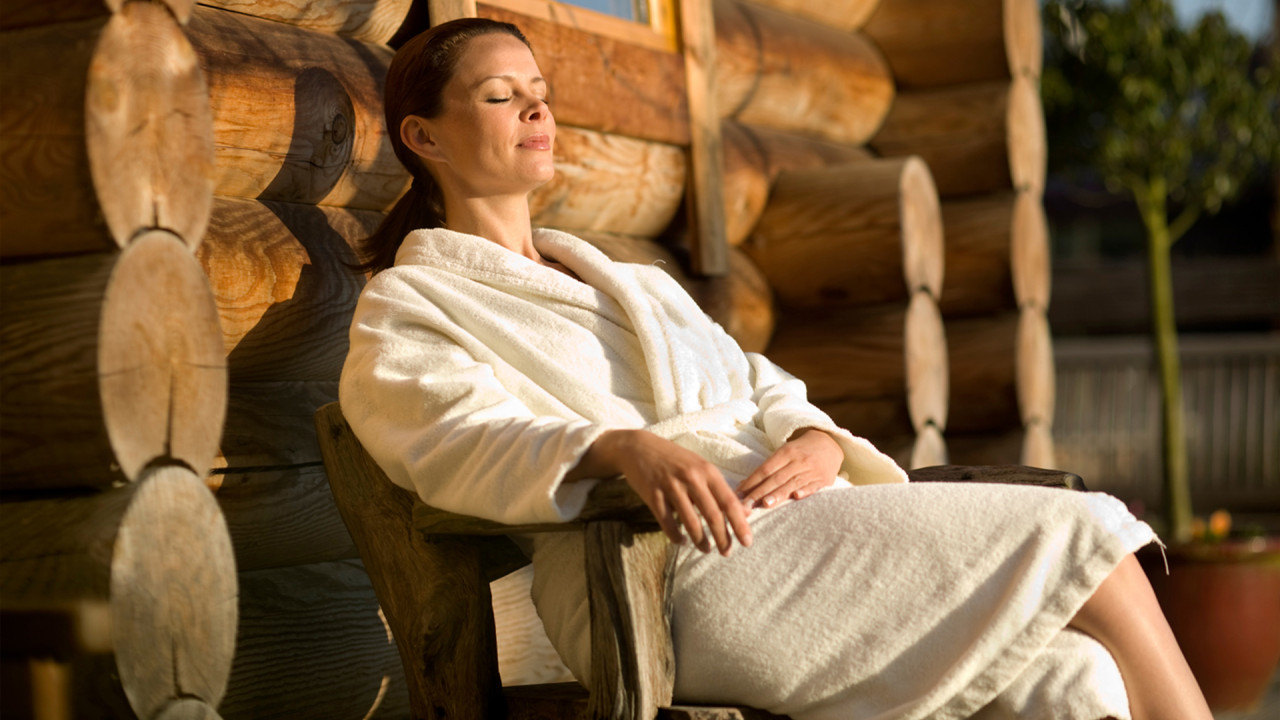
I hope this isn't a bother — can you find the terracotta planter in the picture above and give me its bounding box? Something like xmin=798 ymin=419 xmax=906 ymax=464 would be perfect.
xmin=1139 ymin=538 xmax=1280 ymax=711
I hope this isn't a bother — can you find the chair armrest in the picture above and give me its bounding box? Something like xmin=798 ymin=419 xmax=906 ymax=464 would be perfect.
xmin=411 ymin=479 xmax=656 ymax=536
xmin=908 ymin=464 xmax=1088 ymax=491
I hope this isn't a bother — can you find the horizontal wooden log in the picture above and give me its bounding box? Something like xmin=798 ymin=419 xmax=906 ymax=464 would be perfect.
xmin=0 ymin=6 xmax=215 ymax=258
xmin=863 ymin=0 xmax=1042 ymax=88
xmin=714 ymin=0 xmax=894 ymax=146
xmin=574 ymin=231 xmax=776 ymax=353
xmin=197 ymin=197 xmax=374 ymax=383
xmin=747 ymin=156 xmax=943 ymax=308
xmin=746 ymin=0 xmax=880 ymax=32
xmin=1 ymin=231 xmax=226 ymax=488
xmin=200 ymin=0 xmax=414 ymax=44
xmin=217 ymin=380 xmax=337 ymax=469
xmin=529 ymin=127 xmax=686 ymax=238
xmin=947 ymin=423 xmax=1057 ymax=470
xmin=221 ymin=560 xmax=410 ymax=719
xmin=478 ymin=3 xmax=689 ymax=145
xmin=720 ymin=122 xmax=873 ymax=247
xmin=945 ymin=307 xmax=1054 ymax=433
xmin=767 ymin=292 xmax=949 ymax=433
xmin=189 ymin=4 xmax=405 ymax=210
xmin=87 ymin=1 xmax=215 ymax=248
xmin=0 ymin=466 xmax=237 ymax=719
xmin=0 ymin=0 xmax=112 ymax=30
xmin=213 ymin=464 xmax=357 ymax=572
xmin=939 ymin=191 xmax=1049 ymax=317
xmin=870 ymin=75 xmax=1046 ymax=198
xmin=1049 ymin=256 xmax=1280 ymax=335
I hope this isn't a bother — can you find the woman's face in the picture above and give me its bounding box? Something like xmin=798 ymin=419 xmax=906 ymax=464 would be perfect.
xmin=417 ymin=33 xmax=555 ymax=199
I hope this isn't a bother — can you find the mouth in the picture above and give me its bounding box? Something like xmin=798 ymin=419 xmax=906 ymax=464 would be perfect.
xmin=518 ymin=133 xmax=551 ymax=151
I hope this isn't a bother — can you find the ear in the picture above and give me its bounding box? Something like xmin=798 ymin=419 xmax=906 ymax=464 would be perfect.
xmin=401 ymin=115 xmax=447 ymax=164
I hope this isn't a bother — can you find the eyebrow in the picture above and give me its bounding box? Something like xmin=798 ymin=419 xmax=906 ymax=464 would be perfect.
xmin=473 ymin=74 xmax=547 ymax=89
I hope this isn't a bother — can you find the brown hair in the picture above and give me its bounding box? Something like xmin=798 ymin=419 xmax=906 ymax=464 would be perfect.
xmin=356 ymin=18 xmax=532 ymax=274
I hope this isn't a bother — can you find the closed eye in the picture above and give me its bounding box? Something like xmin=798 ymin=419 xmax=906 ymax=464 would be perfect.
xmin=486 ymin=97 xmax=511 ymax=104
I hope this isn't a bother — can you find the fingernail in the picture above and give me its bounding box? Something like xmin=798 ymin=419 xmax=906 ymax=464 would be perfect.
xmin=743 ymin=532 xmax=753 ymax=548
xmin=763 ymin=496 xmax=775 ymax=507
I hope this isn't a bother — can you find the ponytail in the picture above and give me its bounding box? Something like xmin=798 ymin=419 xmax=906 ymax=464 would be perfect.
xmin=352 ymin=18 xmax=531 ymax=276
xmin=354 ymin=174 xmax=445 ymax=275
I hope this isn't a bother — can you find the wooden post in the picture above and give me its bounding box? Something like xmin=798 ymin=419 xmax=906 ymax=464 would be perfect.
xmin=747 ymin=156 xmax=943 ymax=308
xmin=681 ymin=0 xmax=729 ymax=275
xmin=0 ymin=466 xmax=238 ymax=720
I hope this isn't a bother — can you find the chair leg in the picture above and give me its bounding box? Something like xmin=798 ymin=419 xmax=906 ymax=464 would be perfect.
xmin=585 ymin=522 xmax=675 ymax=720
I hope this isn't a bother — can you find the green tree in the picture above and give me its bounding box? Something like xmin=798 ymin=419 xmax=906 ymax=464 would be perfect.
xmin=1042 ymin=0 xmax=1280 ymax=544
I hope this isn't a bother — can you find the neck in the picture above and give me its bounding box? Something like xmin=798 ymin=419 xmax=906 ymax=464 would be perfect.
xmin=441 ymin=193 xmax=539 ymax=262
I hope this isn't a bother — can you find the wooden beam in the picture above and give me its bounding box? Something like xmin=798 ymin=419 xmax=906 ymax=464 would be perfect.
xmin=681 ymin=0 xmax=728 ymax=275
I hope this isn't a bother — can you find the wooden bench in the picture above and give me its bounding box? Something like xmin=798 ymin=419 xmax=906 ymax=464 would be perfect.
xmin=314 ymin=402 xmax=1085 ymax=720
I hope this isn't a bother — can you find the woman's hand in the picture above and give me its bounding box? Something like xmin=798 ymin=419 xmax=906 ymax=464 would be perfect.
xmin=574 ymin=429 xmax=752 ymax=555
xmin=738 ymin=428 xmax=843 ymax=509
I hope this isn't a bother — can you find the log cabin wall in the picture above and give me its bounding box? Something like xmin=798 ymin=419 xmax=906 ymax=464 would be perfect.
xmin=1 ymin=1 xmax=237 ymax=717
xmin=0 ymin=0 xmax=1052 ymax=716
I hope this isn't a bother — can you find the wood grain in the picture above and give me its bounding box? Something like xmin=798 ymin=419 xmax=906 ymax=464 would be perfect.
xmin=864 ymin=0 xmax=1042 ymax=88
xmin=1 ymin=232 xmax=226 ymax=488
xmin=747 ymin=0 xmax=881 ymax=31
xmin=939 ymin=191 xmax=1049 ymax=317
xmin=478 ymin=3 xmax=689 ymax=145
xmin=86 ymin=1 xmax=214 ymax=248
xmin=748 ymin=157 xmax=942 ymax=309
xmin=189 ymin=5 xmax=406 ymax=210
xmin=197 ymin=197 xmax=375 ymax=383
xmin=220 ymin=559 xmax=410 ymax=719
xmin=714 ymin=0 xmax=893 ymax=145
xmin=871 ymin=75 xmax=1046 ymax=198
xmin=0 ymin=467 xmax=237 ymax=719
xmin=200 ymin=0 xmax=416 ymax=44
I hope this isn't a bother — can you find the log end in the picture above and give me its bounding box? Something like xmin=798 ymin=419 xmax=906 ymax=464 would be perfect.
xmin=99 ymin=231 xmax=227 ymax=480
xmin=111 ymin=466 xmax=238 ymax=717
xmin=1007 ymin=75 xmax=1047 ymax=196
xmin=1005 ymin=0 xmax=1044 ymax=82
xmin=899 ymin=156 xmax=944 ymax=299
xmin=1015 ymin=307 xmax=1055 ymax=427
xmin=1011 ymin=191 xmax=1051 ymax=311
xmin=905 ymin=291 xmax=949 ymax=432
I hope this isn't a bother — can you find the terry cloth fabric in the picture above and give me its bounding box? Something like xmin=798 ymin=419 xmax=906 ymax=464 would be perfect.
xmin=341 ymin=227 xmax=1154 ymax=719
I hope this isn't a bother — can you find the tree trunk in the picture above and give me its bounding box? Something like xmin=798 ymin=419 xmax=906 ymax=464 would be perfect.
xmin=747 ymin=157 xmax=943 ymax=308
xmin=870 ymin=75 xmax=1046 ymax=198
xmin=714 ymin=0 xmax=894 ymax=146
xmin=1 ymin=231 xmax=226 ymax=488
xmin=863 ymin=0 xmax=1042 ymax=88
xmin=0 ymin=466 xmax=238 ymax=720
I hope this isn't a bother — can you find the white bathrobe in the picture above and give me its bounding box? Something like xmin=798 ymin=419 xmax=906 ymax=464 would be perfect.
xmin=340 ymin=227 xmax=1154 ymax=719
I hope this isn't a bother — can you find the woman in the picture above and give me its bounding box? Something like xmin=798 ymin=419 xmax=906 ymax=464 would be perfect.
xmin=339 ymin=18 xmax=1211 ymax=720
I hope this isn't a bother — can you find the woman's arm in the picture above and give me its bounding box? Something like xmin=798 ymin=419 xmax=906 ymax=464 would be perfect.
xmin=567 ymin=428 xmax=753 ymax=556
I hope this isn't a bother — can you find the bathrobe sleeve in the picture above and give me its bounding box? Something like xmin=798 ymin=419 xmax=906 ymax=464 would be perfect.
xmin=695 ymin=305 xmax=908 ymax=487
xmin=339 ymin=273 xmax=614 ymax=526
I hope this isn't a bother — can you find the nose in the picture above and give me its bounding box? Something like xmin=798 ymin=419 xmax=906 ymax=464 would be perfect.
xmin=522 ymin=96 xmax=549 ymax=123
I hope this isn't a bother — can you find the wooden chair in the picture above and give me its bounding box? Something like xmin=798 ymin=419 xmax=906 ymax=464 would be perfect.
xmin=314 ymin=402 xmax=1086 ymax=720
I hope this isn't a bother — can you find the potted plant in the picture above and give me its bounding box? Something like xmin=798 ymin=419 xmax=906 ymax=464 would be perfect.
xmin=1043 ymin=0 xmax=1280 ymax=710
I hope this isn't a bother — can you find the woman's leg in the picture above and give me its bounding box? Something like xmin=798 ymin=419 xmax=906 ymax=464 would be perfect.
xmin=1068 ymin=553 xmax=1212 ymax=720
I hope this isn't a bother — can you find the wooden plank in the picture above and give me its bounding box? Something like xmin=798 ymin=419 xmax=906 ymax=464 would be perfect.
xmin=681 ymin=0 xmax=728 ymax=275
